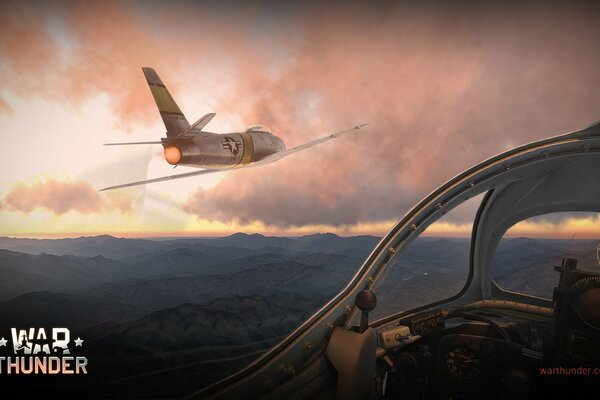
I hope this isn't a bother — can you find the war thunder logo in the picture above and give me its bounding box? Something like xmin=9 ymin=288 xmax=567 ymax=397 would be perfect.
xmin=222 ymin=136 xmax=242 ymax=155
xmin=0 ymin=327 xmax=88 ymax=374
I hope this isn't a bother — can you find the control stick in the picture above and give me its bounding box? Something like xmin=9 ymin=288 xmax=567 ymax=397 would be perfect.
xmin=356 ymin=290 xmax=377 ymax=333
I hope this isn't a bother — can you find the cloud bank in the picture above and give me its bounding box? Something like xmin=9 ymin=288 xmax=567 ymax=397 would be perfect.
xmin=0 ymin=178 xmax=132 ymax=216
xmin=1 ymin=1 xmax=599 ymax=229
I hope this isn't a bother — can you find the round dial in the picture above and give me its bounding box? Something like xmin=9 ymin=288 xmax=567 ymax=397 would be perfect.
xmin=568 ymin=275 xmax=600 ymax=330
xmin=445 ymin=346 xmax=481 ymax=380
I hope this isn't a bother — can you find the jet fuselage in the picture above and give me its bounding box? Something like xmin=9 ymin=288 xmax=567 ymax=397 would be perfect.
xmin=161 ymin=129 xmax=286 ymax=168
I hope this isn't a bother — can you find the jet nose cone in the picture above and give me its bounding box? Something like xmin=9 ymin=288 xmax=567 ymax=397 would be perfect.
xmin=164 ymin=146 xmax=182 ymax=165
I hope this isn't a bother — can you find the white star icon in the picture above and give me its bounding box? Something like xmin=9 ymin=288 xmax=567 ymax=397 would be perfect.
xmin=0 ymin=337 xmax=6 ymax=347
xmin=74 ymin=337 xmax=84 ymax=347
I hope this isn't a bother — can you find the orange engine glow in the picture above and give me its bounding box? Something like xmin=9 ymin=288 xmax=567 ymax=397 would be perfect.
xmin=164 ymin=146 xmax=182 ymax=165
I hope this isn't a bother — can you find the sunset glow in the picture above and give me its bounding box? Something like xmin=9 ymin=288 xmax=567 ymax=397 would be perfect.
xmin=1 ymin=1 xmax=599 ymax=239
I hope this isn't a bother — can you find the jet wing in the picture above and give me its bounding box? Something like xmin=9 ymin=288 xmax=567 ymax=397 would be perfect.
xmin=98 ymin=168 xmax=225 ymax=191
xmin=251 ymin=124 xmax=368 ymax=167
xmin=98 ymin=124 xmax=368 ymax=191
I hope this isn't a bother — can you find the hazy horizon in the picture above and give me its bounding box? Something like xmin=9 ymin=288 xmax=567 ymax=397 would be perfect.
xmin=0 ymin=232 xmax=597 ymax=241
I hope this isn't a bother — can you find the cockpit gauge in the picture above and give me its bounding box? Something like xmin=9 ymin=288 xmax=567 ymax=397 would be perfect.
xmin=445 ymin=346 xmax=481 ymax=380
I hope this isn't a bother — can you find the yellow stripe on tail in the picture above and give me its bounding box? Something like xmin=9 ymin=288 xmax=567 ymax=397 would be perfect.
xmin=142 ymin=67 xmax=190 ymax=137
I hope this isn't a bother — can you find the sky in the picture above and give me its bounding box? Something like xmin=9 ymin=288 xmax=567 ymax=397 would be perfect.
xmin=0 ymin=0 xmax=599 ymax=238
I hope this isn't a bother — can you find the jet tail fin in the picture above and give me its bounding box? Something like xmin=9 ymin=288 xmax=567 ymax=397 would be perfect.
xmin=142 ymin=67 xmax=190 ymax=137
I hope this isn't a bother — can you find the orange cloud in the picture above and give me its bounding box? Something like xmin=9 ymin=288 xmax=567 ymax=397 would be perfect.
xmin=183 ymin=2 xmax=600 ymax=227
xmin=0 ymin=1 xmax=276 ymax=131
xmin=0 ymin=96 xmax=12 ymax=114
xmin=1 ymin=178 xmax=132 ymax=216
xmin=1 ymin=1 xmax=600 ymax=229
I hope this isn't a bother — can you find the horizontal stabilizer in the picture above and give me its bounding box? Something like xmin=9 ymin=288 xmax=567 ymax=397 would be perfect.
xmin=190 ymin=113 xmax=216 ymax=131
xmin=104 ymin=141 xmax=163 ymax=146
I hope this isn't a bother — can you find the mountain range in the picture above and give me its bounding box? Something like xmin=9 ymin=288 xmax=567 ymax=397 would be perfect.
xmin=0 ymin=233 xmax=597 ymax=398
xmin=0 ymin=232 xmax=381 ymax=259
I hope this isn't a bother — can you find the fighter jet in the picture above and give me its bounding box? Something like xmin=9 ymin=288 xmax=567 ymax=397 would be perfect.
xmin=99 ymin=67 xmax=367 ymax=191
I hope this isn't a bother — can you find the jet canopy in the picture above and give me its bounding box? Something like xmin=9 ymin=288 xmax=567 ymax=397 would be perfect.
xmin=245 ymin=125 xmax=272 ymax=133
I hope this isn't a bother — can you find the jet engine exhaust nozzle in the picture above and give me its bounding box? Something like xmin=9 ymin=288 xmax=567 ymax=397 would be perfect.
xmin=164 ymin=146 xmax=182 ymax=165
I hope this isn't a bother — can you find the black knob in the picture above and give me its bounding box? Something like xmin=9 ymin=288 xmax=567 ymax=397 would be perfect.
xmin=356 ymin=290 xmax=377 ymax=312
xmin=356 ymin=290 xmax=377 ymax=333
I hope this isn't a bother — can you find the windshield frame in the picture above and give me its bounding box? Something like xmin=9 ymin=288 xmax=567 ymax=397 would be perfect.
xmin=489 ymin=211 xmax=600 ymax=307
xmin=371 ymin=189 xmax=493 ymax=327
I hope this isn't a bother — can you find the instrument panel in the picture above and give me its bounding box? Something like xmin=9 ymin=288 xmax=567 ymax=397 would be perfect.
xmin=434 ymin=333 xmax=536 ymax=399
xmin=445 ymin=345 xmax=481 ymax=380
xmin=382 ymin=318 xmax=544 ymax=400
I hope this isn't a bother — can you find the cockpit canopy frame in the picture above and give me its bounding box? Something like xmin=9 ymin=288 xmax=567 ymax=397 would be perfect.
xmin=245 ymin=125 xmax=273 ymax=134
xmin=195 ymin=120 xmax=600 ymax=399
